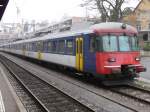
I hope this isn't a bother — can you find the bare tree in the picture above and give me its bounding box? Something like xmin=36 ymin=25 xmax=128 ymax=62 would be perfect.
xmin=81 ymin=0 xmax=139 ymax=22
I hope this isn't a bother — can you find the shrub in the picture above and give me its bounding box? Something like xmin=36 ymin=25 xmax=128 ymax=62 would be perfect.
xmin=143 ymin=42 xmax=150 ymax=51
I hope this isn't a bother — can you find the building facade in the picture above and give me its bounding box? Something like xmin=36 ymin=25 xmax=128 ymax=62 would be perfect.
xmin=123 ymin=0 xmax=150 ymax=48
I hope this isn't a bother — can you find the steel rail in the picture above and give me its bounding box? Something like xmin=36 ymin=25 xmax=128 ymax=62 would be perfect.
xmin=109 ymin=85 xmax=150 ymax=105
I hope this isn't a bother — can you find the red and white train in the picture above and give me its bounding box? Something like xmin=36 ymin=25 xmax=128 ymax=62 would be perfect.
xmin=0 ymin=22 xmax=146 ymax=85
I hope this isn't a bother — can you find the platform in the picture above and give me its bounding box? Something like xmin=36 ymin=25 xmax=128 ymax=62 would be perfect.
xmin=0 ymin=63 xmax=26 ymax=112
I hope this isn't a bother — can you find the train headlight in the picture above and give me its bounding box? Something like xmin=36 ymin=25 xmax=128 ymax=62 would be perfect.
xmin=135 ymin=57 xmax=140 ymax=61
xmin=108 ymin=57 xmax=116 ymax=62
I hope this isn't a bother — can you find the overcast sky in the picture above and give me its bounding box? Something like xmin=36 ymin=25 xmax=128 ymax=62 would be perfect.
xmin=2 ymin=0 xmax=140 ymax=23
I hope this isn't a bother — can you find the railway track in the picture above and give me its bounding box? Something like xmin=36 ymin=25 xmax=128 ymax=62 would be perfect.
xmin=0 ymin=55 xmax=94 ymax=112
xmin=109 ymin=85 xmax=150 ymax=105
xmin=1 ymin=53 xmax=150 ymax=112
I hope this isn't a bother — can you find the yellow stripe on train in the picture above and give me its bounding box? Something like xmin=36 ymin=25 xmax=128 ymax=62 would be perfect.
xmin=37 ymin=51 xmax=42 ymax=60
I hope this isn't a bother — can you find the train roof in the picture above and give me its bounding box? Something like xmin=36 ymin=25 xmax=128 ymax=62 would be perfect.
xmin=90 ymin=22 xmax=137 ymax=32
xmin=10 ymin=29 xmax=92 ymax=45
xmin=2 ymin=22 xmax=137 ymax=46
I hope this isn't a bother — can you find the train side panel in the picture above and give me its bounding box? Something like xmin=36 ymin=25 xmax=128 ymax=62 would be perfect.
xmin=83 ymin=34 xmax=96 ymax=73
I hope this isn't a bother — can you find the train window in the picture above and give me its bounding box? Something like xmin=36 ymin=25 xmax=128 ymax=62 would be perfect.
xmin=31 ymin=43 xmax=34 ymax=51
xmin=28 ymin=43 xmax=30 ymax=50
xmin=25 ymin=43 xmax=28 ymax=50
xmin=27 ymin=43 xmax=29 ymax=50
xmin=25 ymin=43 xmax=27 ymax=50
xmin=41 ymin=42 xmax=44 ymax=51
xmin=89 ymin=38 xmax=95 ymax=52
xmin=102 ymin=35 xmax=118 ymax=52
xmin=18 ymin=44 xmax=20 ymax=50
xmin=29 ymin=43 xmax=32 ymax=51
xmin=33 ymin=43 xmax=35 ymax=51
xmin=119 ymin=36 xmax=130 ymax=51
xmin=15 ymin=45 xmax=17 ymax=49
xmin=36 ymin=41 xmax=43 ymax=51
xmin=43 ymin=41 xmax=47 ymax=52
xmin=58 ymin=40 xmax=65 ymax=53
xmin=48 ymin=41 xmax=52 ymax=52
xmin=17 ymin=44 xmax=19 ymax=50
xmin=22 ymin=44 xmax=25 ymax=50
xmin=28 ymin=43 xmax=30 ymax=51
xmin=36 ymin=42 xmax=38 ymax=51
xmin=52 ymin=41 xmax=57 ymax=52
xmin=66 ymin=40 xmax=73 ymax=54
xmin=130 ymin=37 xmax=139 ymax=51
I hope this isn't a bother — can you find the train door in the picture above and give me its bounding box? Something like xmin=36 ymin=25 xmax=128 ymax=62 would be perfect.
xmin=76 ymin=37 xmax=83 ymax=71
xmin=37 ymin=41 xmax=43 ymax=60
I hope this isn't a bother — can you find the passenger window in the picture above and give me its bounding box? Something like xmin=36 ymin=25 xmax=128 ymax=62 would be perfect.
xmin=43 ymin=41 xmax=47 ymax=52
xmin=30 ymin=43 xmax=32 ymax=51
xmin=52 ymin=41 xmax=57 ymax=52
xmin=58 ymin=40 xmax=65 ymax=53
xmin=36 ymin=42 xmax=40 ymax=51
xmin=48 ymin=41 xmax=52 ymax=52
xmin=37 ymin=41 xmax=43 ymax=51
xmin=66 ymin=40 xmax=73 ymax=54
xmin=40 ymin=42 xmax=43 ymax=51
xmin=28 ymin=43 xmax=30 ymax=51
xmin=89 ymin=37 xmax=95 ymax=52
xmin=32 ymin=43 xmax=34 ymax=51
xmin=26 ymin=44 xmax=28 ymax=50
xmin=35 ymin=42 xmax=37 ymax=51
xmin=28 ymin=43 xmax=31 ymax=51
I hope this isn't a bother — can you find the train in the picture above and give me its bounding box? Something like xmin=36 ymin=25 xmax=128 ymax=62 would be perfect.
xmin=0 ymin=22 xmax=146 ymax=85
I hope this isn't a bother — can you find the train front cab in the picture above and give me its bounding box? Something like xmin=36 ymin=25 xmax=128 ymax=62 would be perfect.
xmin=76 ymin=24 xmax=146 ymax=83
xmin=93 ymin=29 xmax=146 ymax=80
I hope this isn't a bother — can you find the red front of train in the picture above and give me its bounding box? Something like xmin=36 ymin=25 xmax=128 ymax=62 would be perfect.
xmin=93 ymin=23 xmax=146 ymax=79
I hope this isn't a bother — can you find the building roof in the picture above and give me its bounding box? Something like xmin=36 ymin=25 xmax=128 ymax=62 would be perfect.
xmin=133 ymin=0 xmax=143 ymax=12
xmin=0 ymin=0 xmax=9 ymax=20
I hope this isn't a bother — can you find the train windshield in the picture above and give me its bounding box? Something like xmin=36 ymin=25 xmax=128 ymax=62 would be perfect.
xmin=101 ymin=35 xmax=118 ymax=51
xmin=130 ymin=36 xmax=139 ymax=51
xmin=119 ymin=36 xmax=130 ymax=51
xmin=96 ymin=35 xmax=139 ymax=52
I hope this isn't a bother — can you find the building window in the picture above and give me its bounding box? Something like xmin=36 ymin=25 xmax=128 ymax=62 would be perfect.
xmin=148 ymin=23 xmax=150 ymax=29
xmin=136 ymin=24 xmax=141 ymax=31
xmin=143 ymin=34 xmax=148 ymax=41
